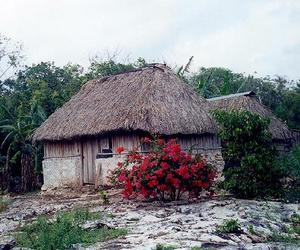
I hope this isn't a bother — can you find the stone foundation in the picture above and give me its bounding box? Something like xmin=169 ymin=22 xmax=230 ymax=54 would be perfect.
xmin=42 ymin=156 xmax=81 ymax=190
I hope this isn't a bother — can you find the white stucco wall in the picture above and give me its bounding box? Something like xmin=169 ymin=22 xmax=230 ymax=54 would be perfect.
xmin=95 ymin=155 xmax=126 ymax=185
xmin=42 ymin=156 xmax=81 ymax=190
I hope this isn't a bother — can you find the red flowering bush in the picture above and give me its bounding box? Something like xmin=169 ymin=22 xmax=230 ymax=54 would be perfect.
xmin=109 ymin=137 xmax=216 ymax=201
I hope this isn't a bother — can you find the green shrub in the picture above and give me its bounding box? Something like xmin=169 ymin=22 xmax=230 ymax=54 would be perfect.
xmin=290 ymin=213 xmax=300 ymax=225
xmin=278 ymin=145 xmax=300 ymax=202
xmin=216 ymin=219 xmax=241 ymax=233
xmin=155 ymin=243 xmax=177 ymax=250
xmin=16 ymin=208 xmax=127 ymax=250
xmin=213 ymin=110 xmax=283 ymax=199
xmin=99 ymin=190 xmax=109 ymax=205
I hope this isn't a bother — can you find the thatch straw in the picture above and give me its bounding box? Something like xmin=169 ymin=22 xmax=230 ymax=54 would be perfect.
xmin=208 ymin=92 xmax=294 ymax=141
xmin=33 ymin=64 xmax=217 ymax=142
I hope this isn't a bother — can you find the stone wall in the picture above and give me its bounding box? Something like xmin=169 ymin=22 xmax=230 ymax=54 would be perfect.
xmin=42 ymin=156 xmax=82 ymax=190
xmin=198 ymin=149 xmax=225 ymax=180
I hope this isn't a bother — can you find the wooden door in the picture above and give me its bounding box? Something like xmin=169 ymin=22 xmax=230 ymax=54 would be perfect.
xmin=82 ymin=140 xmax=96 ymax=184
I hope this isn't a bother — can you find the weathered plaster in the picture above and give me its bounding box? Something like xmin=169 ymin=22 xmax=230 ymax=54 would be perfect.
xmin=42 ymin=156 xmax=81 ymax=190
xmin=95 ymin=155 xmax=126 ymax=185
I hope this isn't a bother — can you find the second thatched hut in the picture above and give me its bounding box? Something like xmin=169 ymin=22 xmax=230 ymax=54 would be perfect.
xmin=208 ymin=91 xmax=295 ymax=151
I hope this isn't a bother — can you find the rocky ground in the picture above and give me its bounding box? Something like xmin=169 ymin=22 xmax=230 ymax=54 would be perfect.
xmin=0 ymin=189 xmax=299 ymax=250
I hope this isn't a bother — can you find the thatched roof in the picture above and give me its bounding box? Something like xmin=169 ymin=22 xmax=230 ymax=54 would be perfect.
xmin=33 ymin=64 xmax=217 ymax=142
xmin=208 ymin=92 xmax=294 ymax=141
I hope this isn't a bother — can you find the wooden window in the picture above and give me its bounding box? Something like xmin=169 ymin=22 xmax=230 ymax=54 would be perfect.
xmin=97 ymin=137 xmax=113 ymax=158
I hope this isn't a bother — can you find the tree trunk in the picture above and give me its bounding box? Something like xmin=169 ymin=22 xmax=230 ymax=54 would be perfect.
xmin=21 ymin=152 xmax=34 ymax=192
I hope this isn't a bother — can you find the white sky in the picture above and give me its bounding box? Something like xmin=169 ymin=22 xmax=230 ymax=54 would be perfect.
xmin=0 ymin=0 xmax=299 ymax=79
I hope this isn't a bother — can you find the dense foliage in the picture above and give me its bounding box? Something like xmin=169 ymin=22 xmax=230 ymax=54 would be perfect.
xmin=109 ymin=138 xmax=216 ymax=201
xmin=278 ymin=146 xmax=300 ymax=202
xmin=213 ymin=110 xmax=283 ymax=198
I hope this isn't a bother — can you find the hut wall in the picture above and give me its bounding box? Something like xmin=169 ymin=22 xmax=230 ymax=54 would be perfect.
xmin=42 ymin=134 xmax=224 ymax=189
xmin=177 ymin=134 xmax=224 ymax=178
xmin=42 ymin=134 xmax=141 ymax=189
xmin=42 ymin=141 xmax=82 ymax=190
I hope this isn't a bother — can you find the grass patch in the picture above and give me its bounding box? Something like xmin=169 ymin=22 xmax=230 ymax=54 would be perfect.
xmin=247 ymin=224 xmax=256 ymax=235
xmin=0 ymin=196 xmax=8 ymax=212
xmin=155 ymin=243 xmax=177 ymax=250
xmin=216 ymin=219 xmax=241 ymax=234
xmin=16 ymin=208 xmax=127 ymax=250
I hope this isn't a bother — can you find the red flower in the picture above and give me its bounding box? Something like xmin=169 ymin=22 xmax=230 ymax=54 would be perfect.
xmin=148 ymin=179 xmax=158 ymax=188
xmin=160 ymin=162 xmax=169 ymax=170
xmin=177 ymin=165 xmax=190 ymax=179
xmin=154 ymin=169 xmax=164 ymax=178
xmin=171 ymin=178 xmax=180 ymax=188
xmin=116 ymin=146 xmax=125 ymax=154
xmin=118 ymin=171 xmax=127 ymax=182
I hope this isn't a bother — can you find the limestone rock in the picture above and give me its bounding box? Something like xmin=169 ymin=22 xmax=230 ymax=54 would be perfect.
xmin=0 ymin=236 xmax=16 ymax=250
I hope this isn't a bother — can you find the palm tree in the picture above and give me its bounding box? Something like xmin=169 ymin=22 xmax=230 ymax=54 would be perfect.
xmin=0 ymin=103 xmax=45 ymax=191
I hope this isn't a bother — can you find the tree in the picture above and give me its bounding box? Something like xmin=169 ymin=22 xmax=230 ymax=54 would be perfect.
xmin=275 ymin=83 xmax=300 ymax=130
xmin=0 ymin=111 xmax=40 ymax=191
xmin=0 ymin=62 xmax=84 ymax=191
xmin=0 ymin=33 xmax=23 ymax=81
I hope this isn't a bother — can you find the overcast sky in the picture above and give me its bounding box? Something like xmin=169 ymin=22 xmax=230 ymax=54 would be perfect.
xmin=0 ymin=0 xmax=299 ymax=79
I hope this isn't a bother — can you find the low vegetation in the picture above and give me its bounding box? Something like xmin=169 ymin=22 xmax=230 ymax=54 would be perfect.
xmin=155 ymin=243 xmax=177 ymax=250
xmin=15 ymin=208 xmax=127 ymax=250
xmin=247 ymin=224 xmax=256 ymax=235
xmin=99 ymin=190 xmax=109 ymax=205
xmin=258 ymin=213 xmax=300 ymax=245
xmin=216 ymin=219 xmax=242 ymax=234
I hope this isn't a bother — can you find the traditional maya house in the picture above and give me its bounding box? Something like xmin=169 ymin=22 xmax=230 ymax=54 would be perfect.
xmin=208 ymin=91 xmax=295 ymax=151
xmin=33 ymin=64 xmax=223 ymax=190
